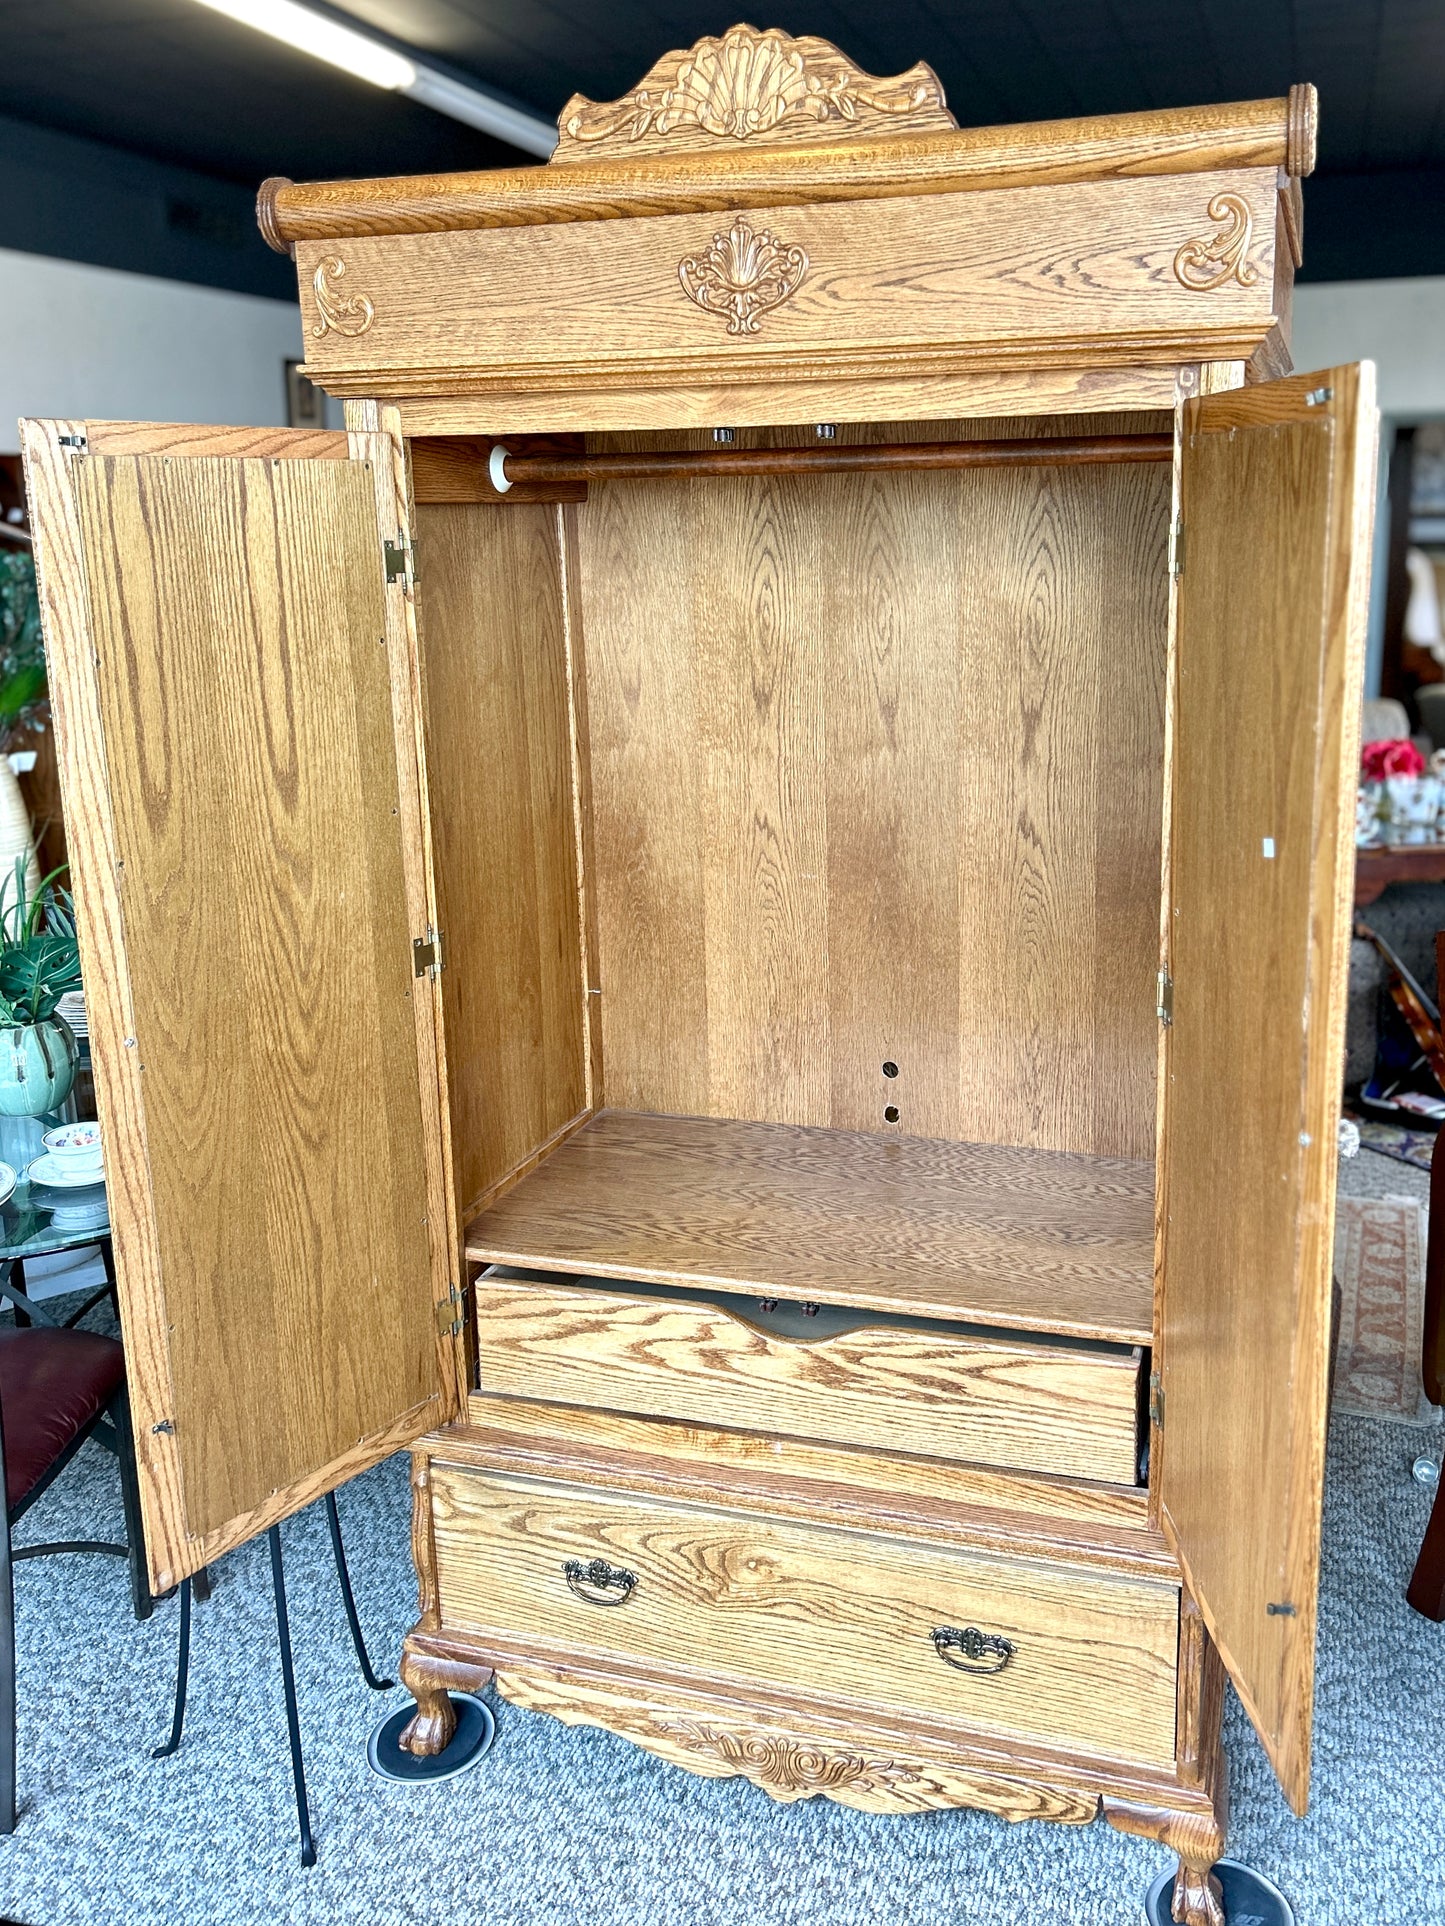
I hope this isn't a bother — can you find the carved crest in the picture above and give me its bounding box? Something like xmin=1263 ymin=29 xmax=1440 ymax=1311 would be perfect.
xmin=554 ymin=24 xmax=954 ymax=162
xmin=678 ymin=215 xmax=808 ymax=335
xmin=1172 ymin=195 xmax=1259 ymax=292
xmin=656 ymin=1721 xmax=921 ymax=1802
xmin=311 ymin=257 xmax=374 ymax=338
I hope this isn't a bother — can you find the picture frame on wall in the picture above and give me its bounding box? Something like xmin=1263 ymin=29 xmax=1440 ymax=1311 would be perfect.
xmin=284 ymin=358 xmax=326 ymax=430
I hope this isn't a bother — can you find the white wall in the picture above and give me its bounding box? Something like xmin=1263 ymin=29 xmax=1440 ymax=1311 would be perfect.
xmin=0 ymin=247 xmax=307 ymax=442
xmin=1293 ymin=277 xmax=1445 ymax=418
xmin=1292 ymin=277 xmax=1445 ymax=692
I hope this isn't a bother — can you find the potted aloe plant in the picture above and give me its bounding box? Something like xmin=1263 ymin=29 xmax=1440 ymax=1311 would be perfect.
xmin=0 ymin=858 xmax=82 ymax=1116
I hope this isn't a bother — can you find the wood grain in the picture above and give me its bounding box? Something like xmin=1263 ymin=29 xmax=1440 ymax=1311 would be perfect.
xmin=459 ymin=1394 xmax=1156 ymax=1542
xmin=391 ymin=364 xmax=1192 ymax=437
xmin=473 ymin=1278 xmax=1142 ymax=1484
xmin=69 ymin=450 xmax=440 ymax=1551
xmin=19 ymin=418 xmax=189 ymax=1585
xmin=1158 ymin=364 xmax=1377 ymax=1814
xmin=465 ymin=1110 xmax=1155 ymax=1342
xmin=430 ymin=1466 xmax=1181 ymax=1766
xmin=295 ymin=170 xmax=1280 ymax=399
xmin=413 ymin=501 xmax=589 ymax=1219
xmin=496 ymin=1664 xmax=1099 ymax=1817
xmin=347 ymin=400 xmax=467 ymax=1421
xmin=576 ymin=419 xmax=1169 ymax=1156
xmin=259 ymin=97 xmax=1304 ymax=250
xmin=82 ymin=422 xmax=348 ymax=462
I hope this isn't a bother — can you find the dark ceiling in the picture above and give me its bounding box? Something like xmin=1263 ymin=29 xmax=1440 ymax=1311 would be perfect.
xmin=3 ymin=0 xmax=1444 ymax=298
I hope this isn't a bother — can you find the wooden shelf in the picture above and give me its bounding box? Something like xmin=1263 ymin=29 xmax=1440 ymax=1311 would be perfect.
xmin=465 ymin=1110 xmax=1155 ymax=1346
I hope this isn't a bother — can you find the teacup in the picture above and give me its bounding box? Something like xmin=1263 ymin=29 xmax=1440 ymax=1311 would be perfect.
xmin=42 ymin=1121 xmax=104 ymax=1173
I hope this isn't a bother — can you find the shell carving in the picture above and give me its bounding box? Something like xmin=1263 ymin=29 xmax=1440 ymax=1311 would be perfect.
xmin=311 ymin=256 xmax=375 ymax=338
xmin=656 ymin=1722 xmax=915 ymax=1801
xmin=678 ymin=216 xmax=808 ymax=335
xmin=556 ymin=24 xmax=953 ymax=160
xmin=1173 ymin=194 xmax=1259 ymax=292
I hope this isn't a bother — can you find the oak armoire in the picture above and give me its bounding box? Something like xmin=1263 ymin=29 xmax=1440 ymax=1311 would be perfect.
xmin=22 ymin=26 xmax=1375 ymax=1924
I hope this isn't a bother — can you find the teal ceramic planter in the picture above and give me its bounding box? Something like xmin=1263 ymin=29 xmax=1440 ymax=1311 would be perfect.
xmin=0 ymin=1016 xmax=78 ymax=1117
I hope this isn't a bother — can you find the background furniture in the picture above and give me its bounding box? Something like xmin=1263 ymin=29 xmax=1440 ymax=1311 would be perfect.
xmin=22 ymin=31 xmax=1374 ymax=1922
xmin=155 ymin=1493 xmax=393 ymax=1866
xmin=0 ymin=1167 xmax=114 ymax=1332
xmin=0 ymin=1322 xmax=151 ymax=1830
xmin=1406 ymin=934 xmax=1445 ymax=1621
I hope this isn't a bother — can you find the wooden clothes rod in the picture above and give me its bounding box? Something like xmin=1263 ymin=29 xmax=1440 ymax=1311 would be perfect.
xmin=494 ymin=434 xmax=1173 ymax=488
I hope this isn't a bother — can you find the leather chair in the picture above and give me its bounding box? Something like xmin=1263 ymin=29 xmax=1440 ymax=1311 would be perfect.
xmin=0 ymin=1325 xmax=152 ymax=1830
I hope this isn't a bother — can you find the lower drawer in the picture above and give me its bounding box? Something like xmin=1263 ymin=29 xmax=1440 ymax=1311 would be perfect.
xmin=430 ymin=1463 xmax=1179 ymax=1767
xmin=473 ymin=1274 xmax=1144 ymax=1485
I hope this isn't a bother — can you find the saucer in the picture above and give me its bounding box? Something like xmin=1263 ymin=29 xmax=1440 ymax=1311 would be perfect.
xmin=0 ymin=1163 xmax=15 ymax=1209
xmin=27 ymin=1153 xmax=106 ymax=1191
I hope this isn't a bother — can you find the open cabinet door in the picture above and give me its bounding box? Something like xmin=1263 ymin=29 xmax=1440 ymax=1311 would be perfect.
xmin=1158 ymin=365 xmax=1377 ymax=1812
xmin=21 ymin=419 xmax=460 ymax=1592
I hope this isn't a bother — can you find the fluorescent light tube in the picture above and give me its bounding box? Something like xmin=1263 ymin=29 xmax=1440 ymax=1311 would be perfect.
xmin=193 ymin=0 xmax=417 ymax=91
xmin=404 ymin=70 xmax=557 ymax=157
xmin=192 ymin=0 xmax=557 ymax=155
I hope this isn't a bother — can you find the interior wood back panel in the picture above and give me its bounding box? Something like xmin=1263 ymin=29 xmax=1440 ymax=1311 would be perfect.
xmin=413 ymin=503 xmax=587 ymax=1215
xmin=72 ymin=455 xmax=437 ymax=1539
xmin=577 ymin=420 xmax=1169 ymax=1157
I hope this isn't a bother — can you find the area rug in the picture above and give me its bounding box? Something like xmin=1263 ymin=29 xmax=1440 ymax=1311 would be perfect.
xmin=1332 ymin=1196 xmax=1435 ymax=1420
xmin=1344 ymin=1112 xmax=1438 ymax=1170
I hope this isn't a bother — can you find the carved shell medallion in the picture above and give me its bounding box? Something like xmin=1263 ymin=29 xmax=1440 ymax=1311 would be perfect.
xmin=1172 ymin=195 xmax=1259 ymax=292
xmin=656 ymin=1721 xmax=917 ymax=1802
xmin=311 ymin=257 xmax=375 ymax=338
xmin=678 ymin=216 xmax=808 ymax=335
xmin=556 ymin=24 xmax=953 ymax=158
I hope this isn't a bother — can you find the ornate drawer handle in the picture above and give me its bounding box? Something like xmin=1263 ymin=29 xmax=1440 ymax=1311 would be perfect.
xmin=932 ymin=1625 xmax=1016 ymax=1674
xmin=563 ymin=1557 xmax=638 ymax=1606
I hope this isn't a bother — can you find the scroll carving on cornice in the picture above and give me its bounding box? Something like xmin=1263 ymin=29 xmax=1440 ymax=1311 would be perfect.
xmin=311 ymin=256 xmax=375 ymax=338
xmin=1172 ymin=195 xmax=1259 ymax=292
xmin=678 ymin=215 xmax=808 ymax=334
xmin=554 ymin=24 xmax=954 ymax=162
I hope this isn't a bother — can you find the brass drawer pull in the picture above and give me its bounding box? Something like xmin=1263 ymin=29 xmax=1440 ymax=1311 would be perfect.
xmin=563 ymin=1557 xmax=638 ymax=1606
xmin=932 ymin=1625 xmax=1016 ymax=1674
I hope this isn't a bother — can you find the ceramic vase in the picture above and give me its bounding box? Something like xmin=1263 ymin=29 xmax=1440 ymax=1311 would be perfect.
xmin=0 ymin=757 xmax=40 ymax=932
xmin=0 ymin=1015 xmax=78 ymax=1117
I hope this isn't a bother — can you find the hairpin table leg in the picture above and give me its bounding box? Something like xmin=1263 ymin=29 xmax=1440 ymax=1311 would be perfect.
xmin=325 ymin=1490 xmax=393 ymax=1691
xmin=152 ymin=1577 xmax=192 ymax=1760
xmin=268 ymin=1525 xmax=315 ymax=1868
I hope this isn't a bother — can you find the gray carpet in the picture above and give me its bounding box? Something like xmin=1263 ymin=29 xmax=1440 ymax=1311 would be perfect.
xmin=1 ymin=1152 xmax=1440 ymax=1926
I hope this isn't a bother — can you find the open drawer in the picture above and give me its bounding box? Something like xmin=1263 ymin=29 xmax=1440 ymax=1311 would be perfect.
xmin=430 ymin=1464 xmax=1179 ymax=1767
xmin=473 ymin=1270 xmax=1145 ymax=1486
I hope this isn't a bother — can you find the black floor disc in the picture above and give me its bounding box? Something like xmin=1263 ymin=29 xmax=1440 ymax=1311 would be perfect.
xmin=1145 ymin=1860 xmax=1295 ymax=1926
xmin=367 ymin=1692 xmax=496 ymax=1783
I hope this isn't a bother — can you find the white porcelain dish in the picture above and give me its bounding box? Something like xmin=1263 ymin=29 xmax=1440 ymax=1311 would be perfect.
xmin=0 ymin=1162 xmax=15 ymax=1209
xmin=27 ymin=1153 xmax=107 ymax=1191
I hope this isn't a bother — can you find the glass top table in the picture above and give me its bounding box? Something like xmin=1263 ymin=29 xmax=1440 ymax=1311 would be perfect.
xmin=0 ymin=1161 xmax=112 ymax=1326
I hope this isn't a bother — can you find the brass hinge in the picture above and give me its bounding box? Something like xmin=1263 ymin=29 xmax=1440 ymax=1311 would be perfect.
xmin=434 ymin=1284 xmax=463 ymax=1340
xmin=1169 ymin=517 xmax=1185 ymax=578
xmin=1156 ymin=969 xmax=1174 ymax=1026
xmin=413 ymin=928 xmax=445 ymax=978
xmin=1149 ymin=1370 xmax=1165 ymax=1431
xmin=383 ymin=539 xmax=413 ymax=586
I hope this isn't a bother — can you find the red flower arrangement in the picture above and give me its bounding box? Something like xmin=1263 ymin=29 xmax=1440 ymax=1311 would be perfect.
xmin=1361 ymin=737 xmax=1426 ymax=781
